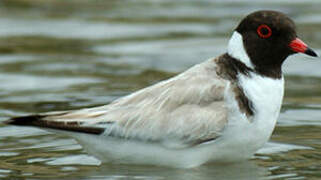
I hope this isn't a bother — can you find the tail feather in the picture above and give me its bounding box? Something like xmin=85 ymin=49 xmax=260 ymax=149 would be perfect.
xmin=4 ymin=115 xmax=105 ymax=135
xmin=4 ymin=115 xmax=45 ymax=126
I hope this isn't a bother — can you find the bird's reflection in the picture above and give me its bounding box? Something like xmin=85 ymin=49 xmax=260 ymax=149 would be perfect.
xmin=89 ymin=160 xmax=270 ymax=180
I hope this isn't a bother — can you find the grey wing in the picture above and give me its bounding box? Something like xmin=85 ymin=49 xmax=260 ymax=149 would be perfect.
xmin=6 ymin=58 xmax=229 ymax=148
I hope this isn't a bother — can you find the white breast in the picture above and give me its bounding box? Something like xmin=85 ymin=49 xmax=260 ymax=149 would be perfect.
xmin=239 ymin=72 xmax=284 ymax=133
xmin=218 ymin=72 xmax=284 ymax=161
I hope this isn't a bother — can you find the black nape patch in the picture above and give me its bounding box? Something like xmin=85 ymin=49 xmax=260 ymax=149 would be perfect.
xmin=4 ymin=115 xmax=105 ymax=135
xmin=216 ymin=53 xmax=252 ymax=80
xmin=216 ymin=53 xmax=255 ymax=118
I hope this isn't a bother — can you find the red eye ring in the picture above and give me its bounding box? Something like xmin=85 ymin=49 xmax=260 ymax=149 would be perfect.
xmin=257 ymin=24 xmax=272 ymax=38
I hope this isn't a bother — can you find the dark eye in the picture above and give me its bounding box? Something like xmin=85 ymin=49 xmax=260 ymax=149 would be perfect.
xmin=257 ymin=24 xmax=272 ymax=38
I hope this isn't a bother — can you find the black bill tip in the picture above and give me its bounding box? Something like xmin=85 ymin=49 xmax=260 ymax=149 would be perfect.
xmin=305 ymin=47 xmax=318 ymax=57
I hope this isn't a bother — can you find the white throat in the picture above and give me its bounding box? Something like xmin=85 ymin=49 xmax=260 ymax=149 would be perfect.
xmin=227 ymin=31 xmax=254 ymax=69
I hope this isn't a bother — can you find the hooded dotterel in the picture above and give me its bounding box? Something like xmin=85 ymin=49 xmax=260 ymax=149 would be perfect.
xmin=4 ymin=10 xmax=318 ymax=168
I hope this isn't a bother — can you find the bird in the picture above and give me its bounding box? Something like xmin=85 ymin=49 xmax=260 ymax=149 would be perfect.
xmin=4 ymin=10 xmax=318 ymax=168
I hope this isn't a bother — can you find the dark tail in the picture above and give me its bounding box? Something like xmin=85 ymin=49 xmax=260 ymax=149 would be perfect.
xmin=4 ymin=115 xmax=45 ymax=126
xmin=3 ymin=115 xmax=105 ymax=135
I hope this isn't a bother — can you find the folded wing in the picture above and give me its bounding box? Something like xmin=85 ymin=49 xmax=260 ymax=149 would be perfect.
xmin=6 ymin=58 xmax=229 ymax=148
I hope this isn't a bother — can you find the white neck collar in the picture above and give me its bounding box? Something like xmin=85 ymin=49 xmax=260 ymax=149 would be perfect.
xmin=227 ymin=31 xmax=254 ymax=69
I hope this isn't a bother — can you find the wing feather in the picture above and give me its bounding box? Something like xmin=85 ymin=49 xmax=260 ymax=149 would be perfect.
xmin=6 ymin=58 xmax=229 ymax=147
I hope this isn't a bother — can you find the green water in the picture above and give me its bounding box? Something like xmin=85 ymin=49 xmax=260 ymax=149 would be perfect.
xmin=0 ymin=0 xmax=320 ymax=179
